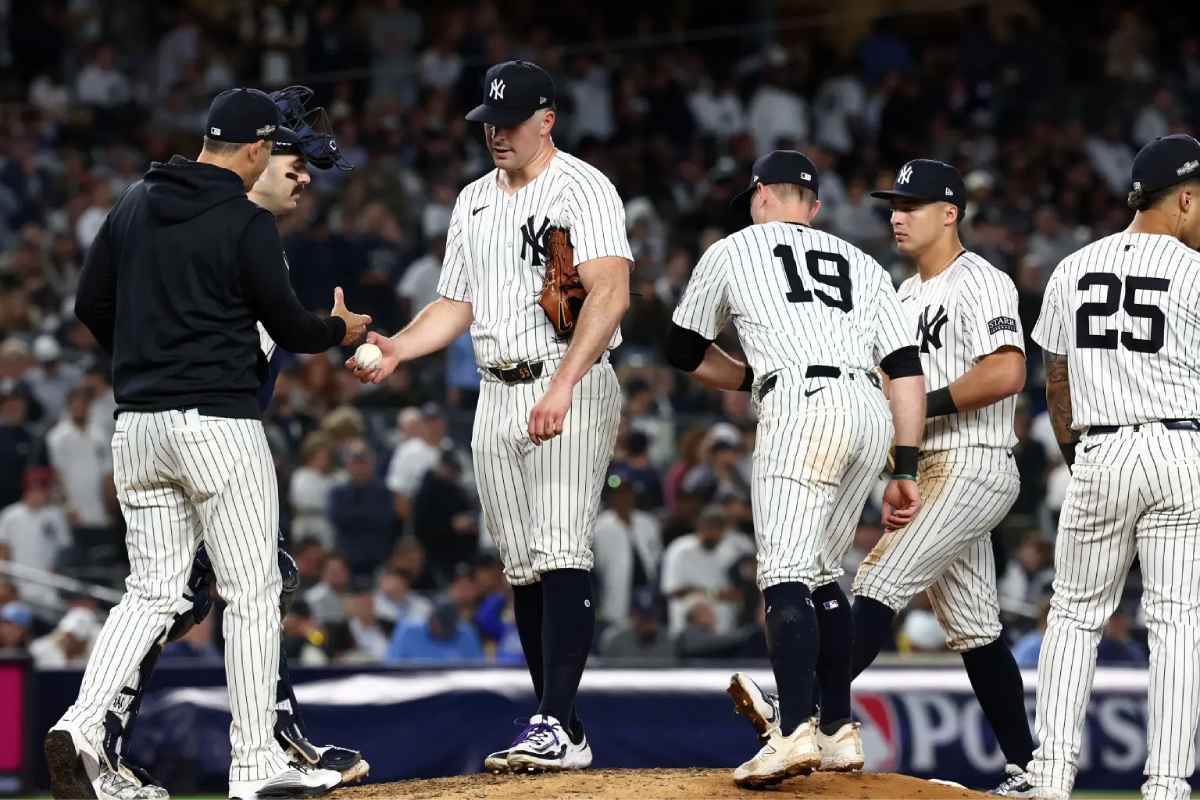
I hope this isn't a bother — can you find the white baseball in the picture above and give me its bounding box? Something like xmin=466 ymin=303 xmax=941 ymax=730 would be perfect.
xmin=354 ymin=342 xmax=382 ymax=370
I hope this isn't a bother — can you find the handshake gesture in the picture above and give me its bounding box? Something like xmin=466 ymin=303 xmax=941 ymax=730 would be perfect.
xmin=331 ymin=286 xmax=372 ymax=346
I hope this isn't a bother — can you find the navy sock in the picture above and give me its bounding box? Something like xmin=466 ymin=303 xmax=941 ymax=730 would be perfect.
xmin=851 ymin=595 xmax=895 ymax=679
xmin=812 ymin=583 xmax=852 ymax=733
xmin=513 ymin=582 xmax=580 ymax=736
xmin=763 ymin=582 xmax=819 ymax=736
xmin=537 ymin=569 xmax=595 ymax=728
xmin=962 ymin=638 xmax=1035 ymax=767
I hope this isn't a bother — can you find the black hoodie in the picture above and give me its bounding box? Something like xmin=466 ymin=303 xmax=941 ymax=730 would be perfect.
xmin=75 ymin=156 xmax=345 ymax=419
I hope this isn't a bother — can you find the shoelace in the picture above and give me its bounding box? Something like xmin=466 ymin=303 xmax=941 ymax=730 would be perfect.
xmin=994 ymin=771 xmax=1030 ymax=794
xmin=98 ymin=771 xmax=158 ymax=800
xmin=512 ymin=721 xmax=559 ymax=750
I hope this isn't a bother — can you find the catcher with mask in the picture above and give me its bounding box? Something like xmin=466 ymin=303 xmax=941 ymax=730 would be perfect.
xmin=99 ymin=86 xmax=368 ymax=798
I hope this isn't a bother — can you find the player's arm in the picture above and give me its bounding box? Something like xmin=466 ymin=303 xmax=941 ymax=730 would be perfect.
xmin=1044 ymin=349 xmax=1077 ymax=469
xmin=241 ymin=213 xmax=368 ymax=352
xmin=664 ymin=324 xmax=751 ymax=392
xmin=879 ymin=347 xmax=926 ymax=529
xmin=552 ymin=256 xmax=631 ymax=388
xmin=930 ymin=271 xmax=1026 ymax=416
xmin=927 ymin=347 xmax=1025 ymax=416
xmin=75 ymin=214 xmax=117 ymax=352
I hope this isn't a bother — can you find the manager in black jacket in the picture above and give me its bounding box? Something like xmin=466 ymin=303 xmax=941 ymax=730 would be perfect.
xmin=46 ymin=88 xmax=368 ymax=800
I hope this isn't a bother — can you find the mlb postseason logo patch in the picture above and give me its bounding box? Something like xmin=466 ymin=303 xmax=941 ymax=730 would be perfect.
xmin=988 ymin=315 xmax=1018 ymax=335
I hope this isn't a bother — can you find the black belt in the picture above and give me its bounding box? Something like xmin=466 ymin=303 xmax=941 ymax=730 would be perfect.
xmin=758 ymin=365 xmax=880 ymax=402
xmin=1089 ymin=419 xmax=1200 ymax=436
xmin=487 ymin=354 xmax=603 ymax=385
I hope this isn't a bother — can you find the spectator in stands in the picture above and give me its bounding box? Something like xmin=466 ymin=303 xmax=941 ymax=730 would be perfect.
xmin=746 ymin=47 xmax=808 ymax=155
xmin=45 ymin=385 xmax=111 ymax=537
xmin=840 ymin=509 xmax=884 ymax=597
xmin=0 ymin=602 xmax=34 ymax=651
xmin=682 ymin=437 xmax=751 ymax=506
xmin=660 ymin=505 xmax=754 ymax=636
xmin=1133 ymin=87 xmax=1176 ymax=146
xmin=471 ymin=556 xmax=522 ymax=664
xmin=1085 ymin=118 xmax=1136 ymax=195
xmin=999 ymin=534 xmax=1054 ymax=618
xmin=663 ymin=427 xmax=706 ymax=512
xmin=291 ymin=537 xmax=326 ymax=594
xmin=74 ymin=44 xmax=131 ymax=108
xmin=0 ymin=467 xmax=71 ymax=612
xmin=288 ymin=431 xmax=341 ymax=549
xmin=388 ymin=535 xmax=436 ymax=591
xmin=395 ymin=211 xmax=447 ymax=320
xmin=411 ymin=450 xmax=478 ymax=581
xmin=599 ymin=588 xmax=674 ymax=660
xmin=0 ymin=383 xmax=36 ymax=510
xmin=27 ymin=335 xmax=82 ymax=421
xmin=1027 ymin=207 xmax=1079 ymax=274
xmin=386 ymin=403 xmax=446 ymax=523
xmin=341 ymin=584 xmax=390 ymax=662
xmin=612 ymin=431 xmax=664 ymax=511
xmin=1013 ymin=602 xmax=1050 ymax=668
xmin=1098 ymin=608 xmax=1147 ymax=666
xmin=373 ymin=565 xmax=432 ymax=627
xmin=30 ymin=606 xmax=99 ymax=667
xmin=281 ymin=600 xmax=330 ymax=667
xmin=676 ymin=599 xmax=760 ymax=660
xmin=329 ymin=438 xmax=398 ymax=579
xmin=303 ymin=552 xmax=351 ymax=625
xmin=898 ymin=608 xmax=948 ymax=654
xmin=385 ymin=599 xmax=484 ymax=664
xmin=592 ymin=468 xmax=662 ymax=628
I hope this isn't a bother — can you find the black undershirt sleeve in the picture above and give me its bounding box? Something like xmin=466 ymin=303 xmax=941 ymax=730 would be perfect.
xmin=879 ymin=345 xmax=922 ymax=379
xmin=664 ymin=322 xmax=713 ymax=372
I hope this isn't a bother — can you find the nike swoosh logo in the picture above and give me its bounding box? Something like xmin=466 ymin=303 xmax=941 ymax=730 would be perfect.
xmin=804 ymin=387 xmax=825 ymax=397
xmin=472 ymin=205 xmax=489 ymax=216
xmin=1083 ymin=444 xmax=1100 ymax=453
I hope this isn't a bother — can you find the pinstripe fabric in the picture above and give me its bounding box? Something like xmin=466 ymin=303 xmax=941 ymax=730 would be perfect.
xmin=897 ymin=252 xmax=1024 ymax=450
xmin=671 ymin=222 xmax=912 ymax=376
xmin=59 ymin=410 xmax=287 ymax=782
xmin=1032 ymin=233 xmax=1200 ymax=427
xmin=753 ymin=373 xmax=892 ymax=590
xmin=472 ymin=361 xmax=621 ymax=585
xmin=435 ymin=150 xmax=632 ymax=366
xmin=1028 ymin=427 xmax=1200 ymax=800
xmin=852 ymin=449 xmax=1019 ymax=651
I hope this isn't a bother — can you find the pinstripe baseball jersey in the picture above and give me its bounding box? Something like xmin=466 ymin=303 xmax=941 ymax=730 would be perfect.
xmin=671 ymin=222 xmax=913 ymax=372
xmin=1032 ymin=232 xmax=1200 ymax=428
xmin=436 ymin=150 xmax=633 ymax=366
xmin=897 ymin=251 xmax=1024 ymax=450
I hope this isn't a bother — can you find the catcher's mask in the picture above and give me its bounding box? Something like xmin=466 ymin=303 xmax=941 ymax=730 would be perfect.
xmin=270 ymin=85 xmax=354 ymax=171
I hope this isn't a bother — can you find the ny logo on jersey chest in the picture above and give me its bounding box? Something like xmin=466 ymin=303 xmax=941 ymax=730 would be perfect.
xmin=917 ymin=304 xmax=950 ymax=352
xmin=520 ymin=215 xmax=552 ymax=266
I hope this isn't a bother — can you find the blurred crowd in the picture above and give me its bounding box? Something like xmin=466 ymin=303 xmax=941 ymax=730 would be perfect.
xmin=2 ymin=0 xmax=1193 ymax=670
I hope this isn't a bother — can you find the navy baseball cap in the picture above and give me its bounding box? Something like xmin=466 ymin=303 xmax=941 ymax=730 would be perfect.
xmin=466 ymin=60 xmax=556 ymax=127
xmin=871 ymin=159 xmax=966 ymax=209
xmin=1131 ymin=134 xmax=1200 ymax=194
xmin=731 ymin=150 xmax=820 ymax=215
xmin=205 ymin=88 xmax=297 ymax=145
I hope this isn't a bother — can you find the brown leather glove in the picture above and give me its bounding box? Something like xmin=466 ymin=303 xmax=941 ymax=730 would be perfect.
xmin=537 ymin=227 xmax=587 ymax=339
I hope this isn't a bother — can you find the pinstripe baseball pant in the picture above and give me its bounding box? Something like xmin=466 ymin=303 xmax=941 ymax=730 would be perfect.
xmin=1029 ymin=426 xmax=1200 ymax=800
xmin=752 ymin=370 xmax=893 ymax=591
xmin=852 ymin=448 xmax=1018 ymax=652
xmin=472 ymin=361 xmax=621 ymax=586
xmin=57 ymin=409 xmax=288 ymax=783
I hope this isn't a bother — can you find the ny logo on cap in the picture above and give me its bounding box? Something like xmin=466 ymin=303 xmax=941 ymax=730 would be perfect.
xmin=897 ymin=165 xmax=914 ymax=184
xmin=490 ymin=79 xmax=506 ymax=100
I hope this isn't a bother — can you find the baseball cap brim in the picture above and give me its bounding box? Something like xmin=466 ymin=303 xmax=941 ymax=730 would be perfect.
xmin=870 ymin=188 xmax=938 ymax=203
xmin=465 ymin=103 xmax=534 ymax=126
xmin=272 ymin=125 xmax=300 ymax=144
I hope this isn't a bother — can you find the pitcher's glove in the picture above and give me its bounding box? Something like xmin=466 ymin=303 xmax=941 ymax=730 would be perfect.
xmin=537 ymin=227 xmax=586 ymax=339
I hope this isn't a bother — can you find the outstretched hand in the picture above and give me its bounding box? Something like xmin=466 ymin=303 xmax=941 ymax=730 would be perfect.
xmin=331 ymin=286 xmax=372 ymax=346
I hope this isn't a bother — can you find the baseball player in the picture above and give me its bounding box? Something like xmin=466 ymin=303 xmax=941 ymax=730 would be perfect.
xmin=93 ymin=88 xmax=369 ymax=798
xmin=666 ymin=150 xmax=926 ymax=788
xmin=1028 ymin=134 xmax=1200 ymax=800
xmin=46 ymin=88 xmax=369 ymax=800
xmin=348 ymin=60 xmax=631 ymax=773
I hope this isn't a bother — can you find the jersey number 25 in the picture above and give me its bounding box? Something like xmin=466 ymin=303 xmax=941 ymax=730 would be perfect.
xmin=773 ymin=245 xmax=853 ymax=312
xmin=1074 ymin=272 xmax=1169 ymax=353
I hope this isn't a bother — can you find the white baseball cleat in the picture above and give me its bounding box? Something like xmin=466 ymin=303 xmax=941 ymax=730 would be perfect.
xmin=727 ymin=673 xmax=780 ymax=739
xmin=505 ymin=714 xmax=595 ymax=773
xmin=486 ymin=719 xmax=591 ymax=773
xmin=988 ymin=763 xmax=1038 ymax=797
xmin=816 ymin=721 xmax=865 ymax=771
xmin=45 ymin=723 xmax=168 ymax=800
xmin=227 ymin=764 xmax=341 ymax=799
xmin=732 ymin=718 xmax=822 ymax=788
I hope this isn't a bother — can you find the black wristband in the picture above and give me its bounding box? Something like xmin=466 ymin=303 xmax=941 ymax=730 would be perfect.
xmin=926 ymin=386 xmax=958 ymax=418
xmin=739 ymin=365 xmax=754 ymax=392
xmin=892 ymin=445 xmax=919 ymax=478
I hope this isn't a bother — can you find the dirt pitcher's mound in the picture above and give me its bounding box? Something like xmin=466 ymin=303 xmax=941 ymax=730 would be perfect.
xmin=332 ymin=768 xmax=991 ymax=799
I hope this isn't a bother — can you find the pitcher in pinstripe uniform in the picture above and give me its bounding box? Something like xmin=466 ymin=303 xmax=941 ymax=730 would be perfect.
xmin=666 ymin=150 xmax=927 ymax=788
xmin=848 ymin=160 xmax=1035 ymax=796
xmin=348 ymin=60 xmax=630 ymax=773
xmin=1029 ymin=134 xmax=1200 ymax=800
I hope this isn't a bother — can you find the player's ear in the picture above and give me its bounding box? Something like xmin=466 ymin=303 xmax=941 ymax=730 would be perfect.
xmin=945 ymin=202 xmax=959 ymax=227
xmin=808 ymin=198 xmax=822 ymax=223
xmin=541 ymin=109 xmax=556 ymax=135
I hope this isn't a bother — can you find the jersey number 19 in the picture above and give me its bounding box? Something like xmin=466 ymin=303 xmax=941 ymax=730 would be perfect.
xmin=773 ymin=245 xmax=854 ymax=312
